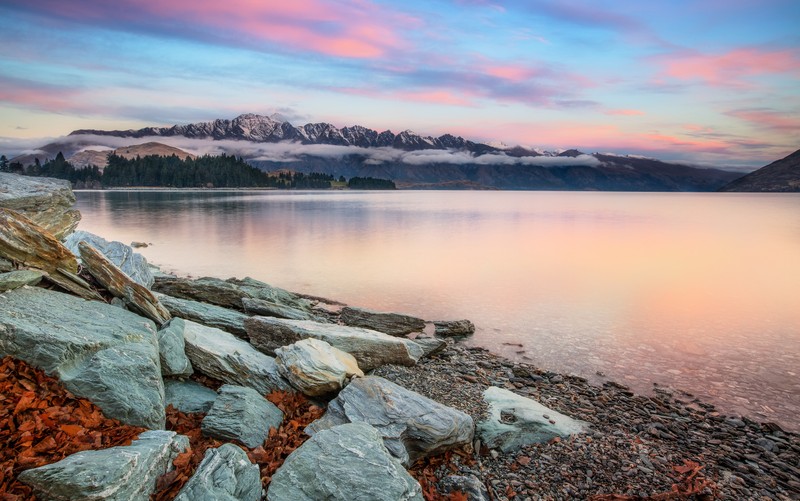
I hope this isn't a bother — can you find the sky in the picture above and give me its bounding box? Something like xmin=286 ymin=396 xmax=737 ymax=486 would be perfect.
xmin=0 ymin=0 xmax=798 ymax=169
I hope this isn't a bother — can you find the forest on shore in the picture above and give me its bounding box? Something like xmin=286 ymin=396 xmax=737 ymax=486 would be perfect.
xmin=0 ymin=152 xmax=396 ymax=190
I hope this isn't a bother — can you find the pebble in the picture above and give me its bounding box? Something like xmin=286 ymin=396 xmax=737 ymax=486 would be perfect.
xmin=374 ymin=342 xmax=799 ymax=500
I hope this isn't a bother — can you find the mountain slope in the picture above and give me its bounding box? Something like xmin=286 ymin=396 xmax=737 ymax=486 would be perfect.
xmin=719 ymin=149 xmax=800 ymax=192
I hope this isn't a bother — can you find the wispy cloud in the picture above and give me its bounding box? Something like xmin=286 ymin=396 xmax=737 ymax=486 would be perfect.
xmin=3 ymin=0 xmax=418 ymax=60
xmin=725 ymin=108 xmax=800 ymax=132
xmin=652 ymin=47 xmax=800 ymax=87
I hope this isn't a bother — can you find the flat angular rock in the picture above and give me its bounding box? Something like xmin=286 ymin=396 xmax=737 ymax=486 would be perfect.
xmin=157 ymin=318 xmax=193 ymax=377
xmin=181 ymin=319 xmax=290 ymax=394
xmin=164 ymin=378 xmax=217 ymax=413
xmin=0 ymin=208 xmax=101 ymax=300
xmin=156 ymin=292 xmax=249 ymax=338
xmin=0 ymin=257 xmax=12 ymax=272
xmin=202 ymin=385 xmax=283 ymax=448
xmin=412 ymin=336 xmax=447 ymax=357
xmin=243 ymin=297 xmax=322 ymax=321
xmin=434 ymin=319 xmax=476 ymax=337
xmin=306 ymin=376 xmax=474 ymax=466
xmin=153 ymin=276 xmax=311 ymax=312
xmin=64 ymin=230 xmax=154 ymax=288
xmin=275 ymin=338 xmax=363 ymax=396
xmin=478 ymin=386 xmax=588 ymax=452
xmin=0 ymin=287 xmax=165 ymax=428
xmin=79 ymin=241 xmax=171 ymax=325
xmin=439 ymin=475 xmax=490 ymax=501
xmin=0 ymin=172 xmax=81 ymax=239
xmin=339 ymin=306 xmax=426 ymax=336
xmin=174 ymin=444 xmax=261 ymax=501
xmin=17 ymin=430 xmax=188 ymax=501
xmin=267 ymin=423 xmax=423 ymax=501
xmin=0 ymin=269 xmax=43 ymax=292
xmin=246 ymin=317 xmax=425 ymax=371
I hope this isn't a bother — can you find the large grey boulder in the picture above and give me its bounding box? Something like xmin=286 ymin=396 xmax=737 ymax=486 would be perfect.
xmin=0 ymin=287 xmax=165 ymax=428
xmin=275 ymin=338 xmax=363 ymax=396
xmin=152 ymin=275 xmax=311 ymax=312
xmin=478 ymin=386 xmax=588 ymax=452
xmin=164 ymin=378 xmax=217 ymax=413
xmin=181 ymin=319 xmax=291 ymax=394
xmin=267 ymin=423 xmax=423 ymax=501
xmin=306 ymin=376 xmax=474 ymax=466
xmin=339 ymin=306 xmax=426 ymax=336
xmin=245 ymin=317 xmax=426 ymax=371
xmin=243 ymin=297 xmax=322 ymax=321
xmin=64 ymin=230 xmax=154 ymax=288
xmin=174 ymin=444 xmax=261 ymax=501
xmin=17 ymin=430 xmax=189 ymax=501
xmin=156 ymin=293 xmax=249 ymax=338
xmin=0 ymin=269 xmax=43 ymax=292
xmin=201 ymin=385 xmax=284 ymax=448
xmin=157 ymin=318 xmax=193 ymax=377
xmin=0 ymin=172 xmax=80 ymax=239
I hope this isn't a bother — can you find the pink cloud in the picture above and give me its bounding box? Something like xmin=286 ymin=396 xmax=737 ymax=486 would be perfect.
xmin=654 ymin=48 xmax=800 ymax=87
xmin=726 ymin=108 xmax=800 ymax=132
xmin=0 ymin=77 xmax=83 ymax=113
xmin=5 ymin=0 xmax=416 ymax=60
xmin=605 ymin=109 xmax=645 ymax=116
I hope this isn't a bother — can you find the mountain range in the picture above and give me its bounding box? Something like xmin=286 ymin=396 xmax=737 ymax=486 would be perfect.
xmin=12 ymin=113 xmax=753 ymax=191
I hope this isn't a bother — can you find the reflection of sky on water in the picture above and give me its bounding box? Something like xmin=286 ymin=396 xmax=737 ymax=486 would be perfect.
xmin=75 ymin=190 xmax=800 ymax=431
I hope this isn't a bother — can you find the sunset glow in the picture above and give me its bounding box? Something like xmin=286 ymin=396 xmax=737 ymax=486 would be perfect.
xmin=1 ymin=0 xmax=798 ymax=168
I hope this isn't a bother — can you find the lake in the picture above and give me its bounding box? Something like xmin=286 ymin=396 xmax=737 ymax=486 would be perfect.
xmin=74 ymin=190 xmax=800 ymax=431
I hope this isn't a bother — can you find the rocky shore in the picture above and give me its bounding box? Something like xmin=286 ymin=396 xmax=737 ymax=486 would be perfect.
xmin=1 ymin=172 xmax=798 ymax=500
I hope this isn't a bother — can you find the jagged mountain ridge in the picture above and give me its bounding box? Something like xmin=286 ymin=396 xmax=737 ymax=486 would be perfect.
xmin=70 ymin=113 xmax=504 ymax=154
xmin=718 ymin=148 xmax=800 ymax=192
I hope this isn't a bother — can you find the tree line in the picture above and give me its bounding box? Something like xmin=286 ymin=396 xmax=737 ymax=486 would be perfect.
xmin=0 ymin=152 xmax=396 ymax=190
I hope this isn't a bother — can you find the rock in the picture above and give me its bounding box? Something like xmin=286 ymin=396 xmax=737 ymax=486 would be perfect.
xmin=78 ymin=241 xmax=171 ymax=325
xmin=180 ymin=319 xmax=291 ymax=394
xmin=0 ymin=269 xmax=44 ymax=292
xmin=131 ymin=241 xmax=148 ymax=248
xmin=0 ymin=208 xmax=102 ymax=300
xmin=0 ymin=172 xmax=81 ymax=239
xmin=267 ymin=423 xmax=423 ymax=501
xmin=0 ymin=257 xmax=13 ymax=272
xmin=339 ymin=306 xmax=426 ymax=336
xmin=157 ymin=318 xmax=193 ymax=377
xmin=439 ymin=475 xmax=490 ymax=501
xmin=246 ymin=317 xmax=426 ymax=371
xmin=477 ymin=386 xmax=588 ymax=452
xmin=153 ymin=275 xmax=311 ymax=312
xmin=202 ymin=385 xmax=284 ymax=448
xmin=0 ymin=287 xmax=165 ymax=428
xmin=306 ymin=376 xmax=474 ymax=466
xmin=413 ymin=336 xmax=447 ymax=357
xmin=434 ymin=319 xmax=476 ymax=337
xmin=243 ymin=297 xmax=322 ymax=321
xmin=275 ymin=338 xmax=364 ymax=396
xmin=230 ymin=276 xmax=311 ymax=311
xmin=156 ymin=292 xmax=249 ymax=338
xmin=17 ymin=430 xmax=188 ymax=501
xmin=164 ymin=378 xmax=217 ymax=413
xmin=64 ymin=230 xmax=154 ymax=288
xmin=174 ymin=444 xmax=261 ymax=501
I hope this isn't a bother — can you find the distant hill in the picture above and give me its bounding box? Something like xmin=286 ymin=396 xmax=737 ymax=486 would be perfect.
xmin=13 ymin=142 xmax=196 ymax=169
xmin=719 ymin=149 xmax=800 ymax=192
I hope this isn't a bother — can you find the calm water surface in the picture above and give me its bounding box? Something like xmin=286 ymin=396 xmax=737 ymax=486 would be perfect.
xmin=75 ymin=190 xmax=800 ymax=431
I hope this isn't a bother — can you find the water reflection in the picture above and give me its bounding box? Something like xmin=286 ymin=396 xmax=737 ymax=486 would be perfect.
xmin=75 ymin=190 xmax=800 ymax=430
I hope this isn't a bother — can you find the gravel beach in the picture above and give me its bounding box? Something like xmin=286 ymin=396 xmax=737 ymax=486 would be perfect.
xmin=375 ymin=341 xmax=800 ymax=500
